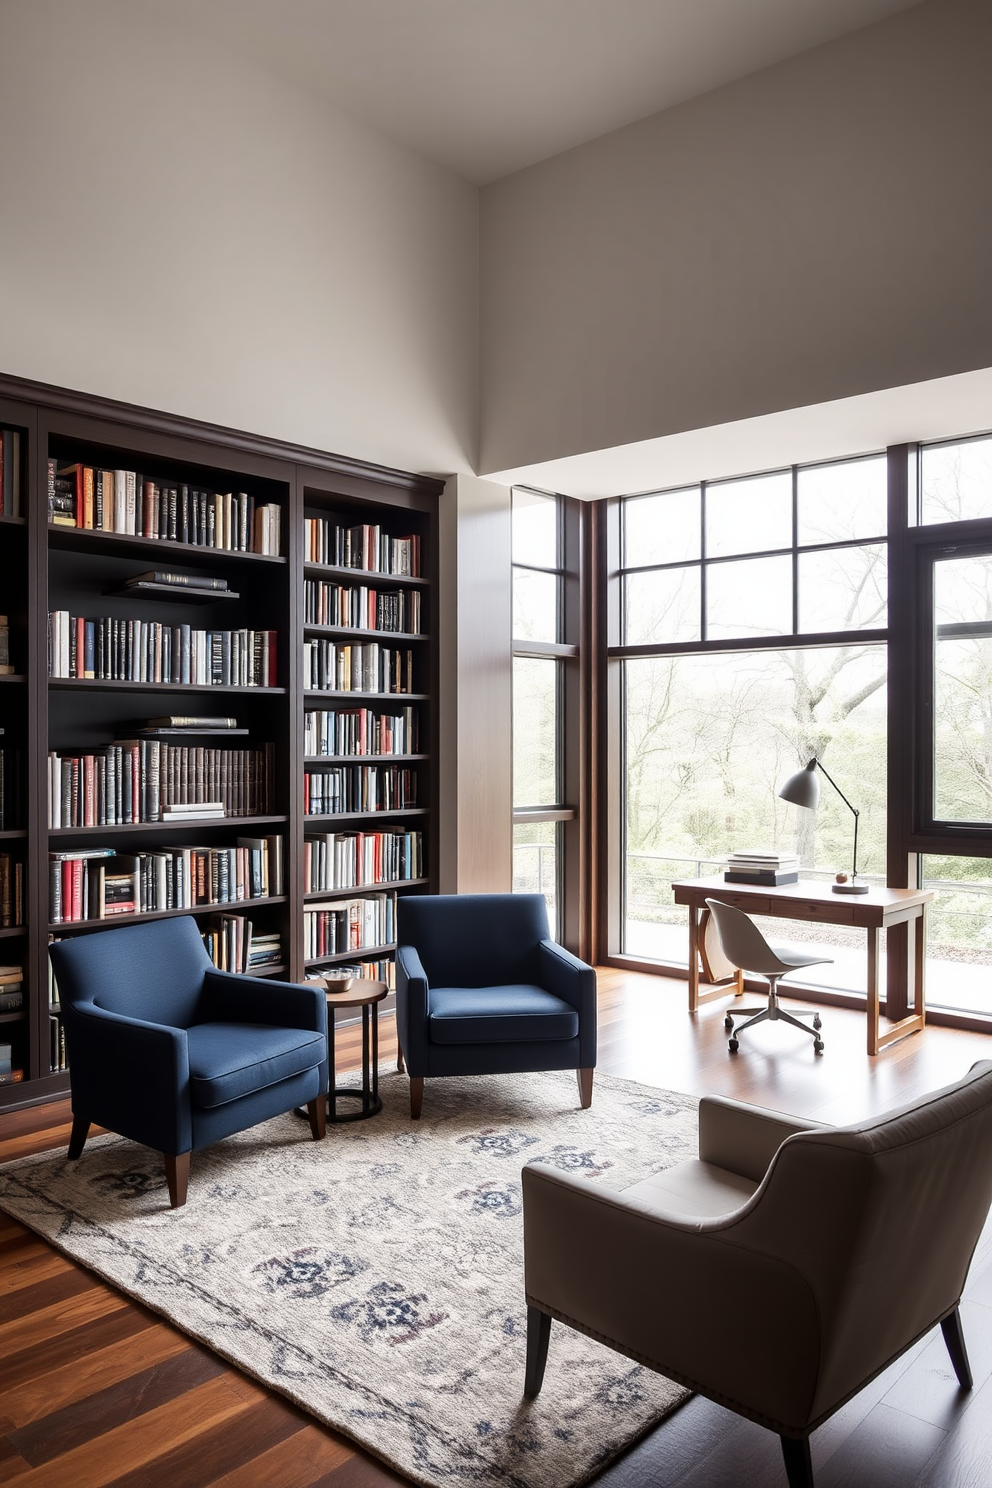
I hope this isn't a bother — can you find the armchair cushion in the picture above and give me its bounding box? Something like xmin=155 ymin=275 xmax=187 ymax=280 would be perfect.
xmin=621 ymin=1161 xmax=759 ymax=1220
xmin=428 ymin=985 xmax=579 ymax=1045
xmin=187 ymin=1023 xmax=326 ymax=1109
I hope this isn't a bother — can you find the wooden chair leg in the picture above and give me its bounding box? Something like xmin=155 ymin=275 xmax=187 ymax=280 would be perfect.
xmin=780 ymin=1435 xmax=814 ymax=1488
xmin=410 ymin=1076 xmax=424 ymax=1120
xmin=524 ymin=1307 xmax=552 ymax=1399
xmin=941 ymin=1307 xmax=973 ymax=1389
xmin=396 ymin=1045 xmax=406 ymax=1073
xmin=306 ymin=1096 xmax=326 ymax=1141
xmin=165 ymin=1152 xmax=190 ymax=1209
xmin=577 ymin=1067 xmax=594 ymax=1109
xmin=67 ymin=1114 xmax=91 ymax=1160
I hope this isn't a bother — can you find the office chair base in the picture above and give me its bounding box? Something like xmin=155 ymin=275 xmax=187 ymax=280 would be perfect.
xmin=728 ymin=984 xmax=824 ymax=1053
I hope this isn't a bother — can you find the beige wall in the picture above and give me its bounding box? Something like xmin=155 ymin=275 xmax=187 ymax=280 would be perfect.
xmin=0 ymin=0 xmax=478 ymax=476
xmin=437 ymin=475 xmax=513 ymax=893
xmin=480 ymin=0 xmax=992 ymax=477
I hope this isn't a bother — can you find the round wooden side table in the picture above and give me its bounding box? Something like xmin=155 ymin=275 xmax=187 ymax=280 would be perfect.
xmin=319 ymin=978 xmax=389 ymax=1122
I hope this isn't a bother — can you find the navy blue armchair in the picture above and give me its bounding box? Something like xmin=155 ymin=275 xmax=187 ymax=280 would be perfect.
xmin=395 ymin=894 xmax=597 ymax=1119
xmin=49 ymin=916 xmax=329 ymax=1207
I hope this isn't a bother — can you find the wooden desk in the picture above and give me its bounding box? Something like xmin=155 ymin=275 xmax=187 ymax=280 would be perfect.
xmin=671 ymin=876 xmax=933 ymax=1056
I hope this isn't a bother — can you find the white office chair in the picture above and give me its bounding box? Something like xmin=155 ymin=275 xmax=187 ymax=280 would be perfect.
xmin=705 ymin=898 xmax=830 ymax=1055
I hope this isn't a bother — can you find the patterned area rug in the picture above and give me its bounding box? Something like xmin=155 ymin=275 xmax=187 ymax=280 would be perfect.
xmin=0 ymin=1069 xmax=698 ymax=1488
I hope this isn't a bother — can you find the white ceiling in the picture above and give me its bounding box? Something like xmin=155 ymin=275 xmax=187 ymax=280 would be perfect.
xmin=141 ymin=0 xmax=921 ymax=183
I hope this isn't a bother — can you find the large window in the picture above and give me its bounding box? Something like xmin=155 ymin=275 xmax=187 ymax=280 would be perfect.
xmin=511 ymin=489 xmax=576 ymax=937
xmin=615 ymin=455 xmax=889 ymax=995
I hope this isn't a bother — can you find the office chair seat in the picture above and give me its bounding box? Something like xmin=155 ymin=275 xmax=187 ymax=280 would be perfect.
xmin=705 ymin=898 xmax=831 ymax=1055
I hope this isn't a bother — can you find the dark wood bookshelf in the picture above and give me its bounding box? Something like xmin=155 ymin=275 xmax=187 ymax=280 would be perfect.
xmin=0 ymin=371 xmax=441 ymax=1111
xmin=0 ymin=926 xmax=26 ymax=939
xmin=304 ymin=753 xmax=428 ymax=763
xmin=305 ymin=941 xmax=398 ymax=968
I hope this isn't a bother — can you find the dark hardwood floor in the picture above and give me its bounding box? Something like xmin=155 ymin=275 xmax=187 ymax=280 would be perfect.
xmin=3 ymin=969 xmax=992 ymax=1487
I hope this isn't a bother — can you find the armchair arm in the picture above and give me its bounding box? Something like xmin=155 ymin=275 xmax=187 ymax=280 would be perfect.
xmin=395 ymin=943 xmax=430 ymax=1075
xmin=698 ymin=1096 xmax=830 ymax=1184
xmin=202 ymin=969 xmax=327 ymax=1035
xmin=522 ymin=1160 xmax=821 ymax=1430
xmin=536 ymin=939 xmax=597 ymax=1067
xmin=63 ymin=1003 xmax=192 ymax=1155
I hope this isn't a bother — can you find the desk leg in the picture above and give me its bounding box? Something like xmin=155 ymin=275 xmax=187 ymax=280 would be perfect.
xmin=867 ymin=925 xmax=882 ymax=1057
xmin=915 ymin=904 xmax=927 ymax=1025
xmin=687 ymin=905 xmax=701 ymax=1013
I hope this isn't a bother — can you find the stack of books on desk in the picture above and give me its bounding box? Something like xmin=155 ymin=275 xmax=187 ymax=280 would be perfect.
xmin=725 ymin=850 xmax=800 ymax=886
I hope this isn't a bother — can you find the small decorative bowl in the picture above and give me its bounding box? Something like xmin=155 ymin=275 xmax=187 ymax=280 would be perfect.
xmin=321 ymin=971 xmax=355 ymax=993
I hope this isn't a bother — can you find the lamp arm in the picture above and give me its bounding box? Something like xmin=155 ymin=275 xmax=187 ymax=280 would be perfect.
xmin=815 ymin=758 xmax=861 ymax=880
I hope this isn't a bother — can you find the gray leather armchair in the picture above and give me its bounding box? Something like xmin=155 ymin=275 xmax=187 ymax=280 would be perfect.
xmin=522 ymin=1062 xmax=992 ymax=1488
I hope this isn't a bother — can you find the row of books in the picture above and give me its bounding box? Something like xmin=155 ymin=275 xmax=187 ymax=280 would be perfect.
xmin=303 ymin=580 xmax=423 ymax=635
xmin=724 ymin=849 xmax=800 ymax=886
xmin=48 ymin=613 xmax=279 ymax=687
xmin=304 ymin=707 xmax=418 ymax=758
xmin=49 ymin=1012 xmax=66 ymax=1074
xmin=0 ymin=964 xmax=24 ymax=1015
xmin=0 ymin=615 xmax=14 ymax=674
xmin=0 ymin=739 xmax=23 ymax=829
xmin=49 ymin=837 xmax=284 ymax=923
xmin=304 ymin=517 xmax=420 ymax=576
xmin=303 ymin=830 xmax=424 ymax=892
xmin=0 ymin=430 xmax=22 ymax=517
xmin=303 ymin=892 xmax=396 ymax=960
xmin=1 ymin=1034 xmax=24 ymax=1086
xmin=1 ymin=852 xmax=24 ymax=927
xmin=49 ymin=461 xmax=282 ymax=555
xmin=303 ymin=640 xmax=414 ymax=695
xmin=47 ymin=741 xmax=274 ymax=827
xmin=202 ymin=917 xmax=282 ymax=975
xmin=303 ymin=764 xmax=418 ymax=816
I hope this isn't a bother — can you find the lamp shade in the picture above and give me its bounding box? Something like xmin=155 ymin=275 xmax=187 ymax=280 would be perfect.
xmin=779 ymin=759 xmax=820 ymax=809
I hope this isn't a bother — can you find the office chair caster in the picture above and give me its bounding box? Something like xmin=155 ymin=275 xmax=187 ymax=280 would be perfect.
xmin=814 ymin=1039 xmax=824 ymax=1054
xmin=729 ymin=1038 xmax=739 ymax=1054
xmin=724 ymin=1016 xmax=734 ymax=1029
xmin=813 ymin=1015 xmax=822 ymax=1030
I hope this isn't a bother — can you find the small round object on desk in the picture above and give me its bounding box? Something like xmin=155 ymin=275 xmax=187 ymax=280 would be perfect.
xmin=835 ymin=872 xmax=848 ymax=884
xmin=320 ymin=970 xmax=355 ymax=994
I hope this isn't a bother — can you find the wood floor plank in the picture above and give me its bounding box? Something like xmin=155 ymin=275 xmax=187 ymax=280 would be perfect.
xmin=102 ymin=1395 xmax=309 ymax=1488
xmin=1 ymin=1282 xmax=128 ymax=1358
xmin=0 ymin=1306 xmax=157 ymax=1396
xmin=2 ymin=1326 xmax=191 ymax=1428
xmin=0 ymin=1250 xmax=74 ymax=1298
xmin=6 ymin=1377 xmax=248 ymax=1488
xmin=914 ymin=1370 xmax=992 ymax=1487
xmin=816 ymin=1403 xmax=945 ymax=1487
xmin=1 ymin=1266 xmax=99 ymax=1324
xmin=203 ymin=1427 xmax=351 ymax=1488
xmin=8 ymin=1347 xmax=226 ymax=1466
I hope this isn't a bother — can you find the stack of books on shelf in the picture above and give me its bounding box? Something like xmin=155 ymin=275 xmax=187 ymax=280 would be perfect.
xmin=135 ymin=715 xmax=247 ymax=737
xmin=304 ymin=516 xmax=420 ymax=576
xmin=201 ymin=916 xmax=282 ymax=974
xmin=0 ymin=430 xmax=22 ymax=517
xmin=47 ymin=739 xmax=274 ymax=826
xmin=49 ymin=837 xmax=283 ymax=923
xmin=303 ymin=763 xmax=417 ymax=816
xmin=303 ymin=640 xmax=413 ymax=694
xmin=1 ymin=851 xmax=24 ymax=927
xmin=304 ymin=830 xmax=423 ymax=892
xmin=0 ymin=965 xmax=24 ymax=1016
xmin=1 ymin=1036 xmax=23 ymax=1087
xmin=304 ymin=706 xmax=418 ymax=757
xmin=48 ymin=612 xmax=277 ymax=686
xmin=48 ymin=460 xmax=282 ymax=554
xmin=0 ymin=616 xmax=14 ymax=674
xmin=303 ymin=893 xmax=396 ymax=960
xmin=0 ymin=734 xmax=23 ymax=828
xmin=303 ymin=580 xmax=422 ymax=634
xmin=122 ymin=571 xmax=235 ymax=598
xmin=724 ymin=850 xmax=800 ymax=887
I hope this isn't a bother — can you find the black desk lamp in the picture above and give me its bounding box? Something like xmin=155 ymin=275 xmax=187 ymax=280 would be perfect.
xmin=778 ymin=758 xmax=869 ymax=895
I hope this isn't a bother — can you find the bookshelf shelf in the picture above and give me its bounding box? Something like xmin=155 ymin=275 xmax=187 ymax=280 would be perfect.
xmin=49 ymin=815 xmax=289 ymax=839
xmin=303 ymin=562 xmax=428 ymax=589
xmin=48 ymin=526 xmax=287 ymax=566
xmin=305 ymin=942 xmax=398 ymax=968
xmin=304 ymin=625 xmax=428 ymax=642
xmin=48 ymin=679 xmax=287 ymax=695
xmin=304 ymin=690 xmax=428 ymax=702
xmin=304 ymin=880 xmax=426 ymax=900
xmin=0 ymin=371 xmax=440 ymax=1111
xmin=49 ymin=896 xmax=288 ymax=934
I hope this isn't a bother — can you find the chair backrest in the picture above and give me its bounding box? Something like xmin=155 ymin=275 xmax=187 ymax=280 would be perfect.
xmin=50 ymin=916 xmax=212 ymax=1030
xmin=397 ymin=893 xmax=550 ymax=987
xmin=749 ymin=1061 xmax=992 ymax=1418
xmin=705 ymin=898 xmax=790 ymax=976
